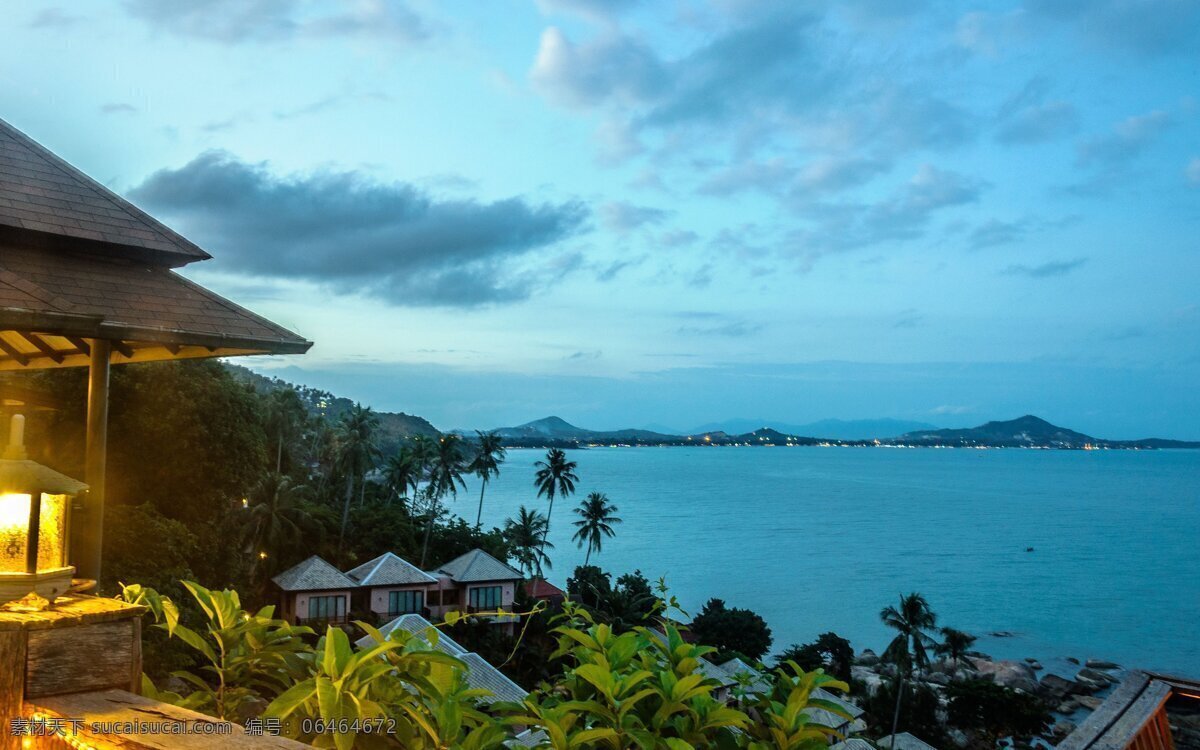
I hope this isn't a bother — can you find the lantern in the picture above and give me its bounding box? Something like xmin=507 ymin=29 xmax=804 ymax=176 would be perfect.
xmin=0 ymin=414 xmax=86 ymax=603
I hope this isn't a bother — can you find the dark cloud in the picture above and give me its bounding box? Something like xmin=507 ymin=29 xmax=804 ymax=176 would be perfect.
xmin=600 ymin=201 xmax=671 ymax=233
xmin=122 ymin=0 xmax=429 ymax=44
xmin=995 ymin=80 xmax=1079 ymax=144
xmin=128 ymin=151 xmax=588 ymax=307
xmin=1026 ymin=0 xmax=1200 ymax=57
xmin=969 ymin=219 xmax=1026 ymax=249
xmin=1077 ymin=110 xmax=1171 ymax=167
xmin=1002 ymin=258 xmax=1087 ymax=278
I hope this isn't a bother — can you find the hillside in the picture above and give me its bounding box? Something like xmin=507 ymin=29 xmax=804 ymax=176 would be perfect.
xmin=225 ymin=364 xmax=441 ymax=453
xmin=895 ymin=415 xmax=1200 ymax=449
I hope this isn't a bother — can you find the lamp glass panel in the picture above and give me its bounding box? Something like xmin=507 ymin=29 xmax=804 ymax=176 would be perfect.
xmin=0 ymin=494 xmax=30 ymax=573
xmin=38 ymin=494 xmax=67 ymax=569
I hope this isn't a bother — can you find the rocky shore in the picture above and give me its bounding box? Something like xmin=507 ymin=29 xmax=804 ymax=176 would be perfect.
xmin=850 ymin=650 xmax=1124 ymax=745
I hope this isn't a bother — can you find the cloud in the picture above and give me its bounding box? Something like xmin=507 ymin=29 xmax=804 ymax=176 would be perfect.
xmin=659 ymin=229 xmax=699 ymax=247
xmin=969 ymin=219 xmax=1026 ymax=250
xmin=1187 ymin=158 xmax=1200 ymax=186
xmin=998 ymin=101 xmax=1078 ymax=144
xmin=1077 ymin=110 xmax=1171 ymax=167
xmin=955 ymin=10 xmax=1026 ymax=56
xmin=675 ymin=316 xmax=763 ymax=337
xmin=29 ymin=7 xmax=83 ymax=28
xmin=100 ymin=103 xmax=138 ymax=115
xmin=698 ymin=156 xmax=888 ymax=198
xmin=123 ymin=0 xmax=429 ymax=44
xmin=536 ymin=0 xmax=640 ymax=23
xmin=531 ymin=27 xmax=668 ymax=108
xmin=599 ymin=201 xmax=670 ymax=232
xmin=1025 ymin=0 xmax=1200 ymax=57
xmin=892 ymin=309 xmax=924 ymax=329
xmin=1001 ymin=257 xmax=1087 ymax=278
xmin=128 ymin=151 xmax=588 ymax=306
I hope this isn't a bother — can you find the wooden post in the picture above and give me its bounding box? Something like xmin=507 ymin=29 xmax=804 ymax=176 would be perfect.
xmin=78 ymin=339 xmax=110 ymax=583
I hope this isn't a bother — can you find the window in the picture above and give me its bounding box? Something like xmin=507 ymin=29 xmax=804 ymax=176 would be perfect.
xmin=388 ymin=590 xmax=423 ymax=615
xmin=307 ymin=595 xmax=345 ymax=621
xmin=469 ymin=586 xmax=503 ymax=609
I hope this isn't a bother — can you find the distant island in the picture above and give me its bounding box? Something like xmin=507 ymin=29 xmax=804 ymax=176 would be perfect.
xmin=227 ymin=366 xmax=1198 ymax=451
xmin=489 ymin=414 xmax=1200 ymax=450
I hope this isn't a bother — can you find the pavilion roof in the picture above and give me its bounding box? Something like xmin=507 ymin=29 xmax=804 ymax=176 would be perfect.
xmin=0 ymin=118 xmax=311 ymax=369
xmin=0 ymin=118 xmax=208 ymax=268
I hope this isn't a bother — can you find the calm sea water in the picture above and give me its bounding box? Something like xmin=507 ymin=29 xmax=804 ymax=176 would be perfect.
xmin=453 ymin=447 xmax=1200 ymax=678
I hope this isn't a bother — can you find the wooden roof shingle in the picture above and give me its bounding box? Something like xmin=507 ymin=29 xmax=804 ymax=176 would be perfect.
xmin=0 ymin=118 xmax=209 ymax=267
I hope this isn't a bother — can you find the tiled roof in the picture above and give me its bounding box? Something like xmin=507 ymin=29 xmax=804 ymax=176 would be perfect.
xmin=356 ymin=614 xmax=528 ymax=706
xmin=0 ymin=246 xmax=310 ymax=357
xmin=460 ymin=652 xmax=529 ymax=705
xmin=435 ymin=548 xmax=523 ymax=583
xmin=346 ymin=552 xmax=437 ymax=587
xmin=356 ymin=613 xmax=466 ymax=656
xmin=524 ymin=579 xmax=565 ymax=599
xmin=0 ymin=117 xmax=209 ymax=267
xmin=877 ymin=733 xmax=937 ymax=750
xmin=272 ymin=555 xmax=356 ymax=592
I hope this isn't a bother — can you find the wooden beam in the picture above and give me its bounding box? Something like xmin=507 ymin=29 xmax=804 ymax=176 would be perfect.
xmin=76 ymin=339 xmax=111 ymax=584
xmin=163 ymin=343 xmax=182 ymax=355
xmin=66 ymin=336 xmax=91 ymax=355
xmin=16 ymin=332 xmax=64 ymax=364
xmin=0 ymin=337 xmax=29 ymax=367
xmin=110 ymin=339 xmax=134 ymax=358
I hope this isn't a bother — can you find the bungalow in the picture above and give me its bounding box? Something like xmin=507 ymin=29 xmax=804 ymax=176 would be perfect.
xmin=346 ymin=551 xmax=438 ymax=619
xmin=271 ymin=547 xmax=523 ymax=629
xmin=272 ymin=555 xmax=357 ymax=626
xmin=426 ymin=548 xmax=524 ymax=628
xmin=524 ymin=578 xmax=567 ymax=607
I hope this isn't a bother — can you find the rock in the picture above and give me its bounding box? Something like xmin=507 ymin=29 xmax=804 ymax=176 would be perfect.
xmin=1028 ymin=660 xmax=1043 ymax=671
xmin=1051 ymin=721 xmax=1077 ymax=741
xmin=1078 ymin=667 xmax=1119 ymax=685
xmin=855 ymin=649 xmax=879 ymax=666
xmin=1076 ymin=695 xmax=1104 ymax=710
xmin=1067 ymin=657 xmax=1080 ymax=665
xmin=990 ymin=630 xmax=1016 ymax=638
xmin=1073 ymin=669 xmax=1113 ymax=693
xmin=971 ymin=658 xmax=1040 ymax=694
xmin=1057 ymin=699 xmax=1079 ymax=713
xmin=877 ymin=662 xmax=898 ymax=679
xmin=965 ymin=650 xmax=993 ymax=661
xmin=925 ymin=672 xmax=952 ymax=686
xmin=1086 ymin=659 xmax=1120 ymax=670
xmin=1040 ymin=674 xmax=1079 ymax=700
xmin=947 ymin=728 xmax=970 ymax=748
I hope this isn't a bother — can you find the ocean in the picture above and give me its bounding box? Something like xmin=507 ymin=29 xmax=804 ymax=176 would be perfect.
xmin=454 ymin=446 xmax=1200 ymax=679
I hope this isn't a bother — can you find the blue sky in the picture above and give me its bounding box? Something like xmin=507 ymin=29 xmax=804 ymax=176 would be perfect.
xmin=2 ymin=0 xmax=1198 ymax=437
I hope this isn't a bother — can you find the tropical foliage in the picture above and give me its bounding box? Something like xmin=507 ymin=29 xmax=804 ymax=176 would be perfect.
xmin=119 ymin=580 xmax=852 ymax=750
xmin=690 ymin=598 xmax=774 ymax=662
xmin=571 ymin=492 xmax=622 ymax=566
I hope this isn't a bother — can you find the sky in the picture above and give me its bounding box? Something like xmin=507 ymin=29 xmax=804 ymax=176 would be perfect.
xmin=1 ymin=0 xmax=1198 ymax=438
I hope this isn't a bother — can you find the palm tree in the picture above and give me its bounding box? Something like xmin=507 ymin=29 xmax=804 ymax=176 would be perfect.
xmin=505 ymin=506 xmax=553 ymax=579
xmin=533 ymin=448 xmax=578 ymax=554
xmin=334 ymin=404 xmax=381 ymax=557
xmin=420 ymin=434 xmax=467 ymax=567
xmin=383 ymin=444 xmax=425 ymax=512
xmin=880 ymin=592 xmax=938 ymax=745
xmin=469 ymin=431 xmax=506 ymax=527
xmin=264 ymin=386 xmax=306 ymax=474
xmin=571 ymin=492 xmax=622 ymax=566
xmin=242 ymin=473 xmax=313 ymax=581
xmin=935 ymin=627 xmax=977 ymax=670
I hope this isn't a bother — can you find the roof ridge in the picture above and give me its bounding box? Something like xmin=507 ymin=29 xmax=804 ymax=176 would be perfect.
xmin=362 ymin=553 xmax=390 ymax=585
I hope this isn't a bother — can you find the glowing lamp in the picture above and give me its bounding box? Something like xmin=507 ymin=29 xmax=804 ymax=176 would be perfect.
xmin=0 ymin=415 xmax=86 ymax=603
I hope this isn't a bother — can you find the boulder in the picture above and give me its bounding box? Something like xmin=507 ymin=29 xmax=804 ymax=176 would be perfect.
xmin=925 ymin=672 xmax=952 ymax=686
xmin=1078 ymin=667 xmax=1118 ymax=684
xmin=1067 ymin=657 xmax=1080 ymax=665
xmin=990 ymin=630 xmax=1016 ymax=638
xmin=970 ymin=658 xmax=1040 ymax=694
xmin=1040 ymin=674 xmax=1078 ymax=700
xmin=1028 ymin=660 xmax=1043 ymax=671
xmin=1051 ymin=721 xmax=1077 ymax=741
xmin=1057 ymin=699 xmax=1079 ymax=713
xmin=851 ymin=666 xmax=883 ymax=696
xmin=947 ymin=728 xmax=970 ymax=748
xmin=1076 ymin=695 xmax=1104 ymax=711
xmin=1073 ymin=669 xmax=1110 ymax=693
xmin=856 ymin=649 xmax=880 ymax=666
xmin=1086 ymin=659 xmax=1120 ymax=670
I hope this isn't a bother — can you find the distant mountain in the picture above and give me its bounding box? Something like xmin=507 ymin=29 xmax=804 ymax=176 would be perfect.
xmin=691 ymin=418 xmax=938 ymax=440
xmin=896 ymin=415 xmax=1200 ymax=449
xmin=495 ymin=416 xmax=676 ymax=444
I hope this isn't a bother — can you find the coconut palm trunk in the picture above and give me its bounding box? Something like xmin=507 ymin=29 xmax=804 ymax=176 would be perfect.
xmin=475 ymin=479 xmax=487 ymax=527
